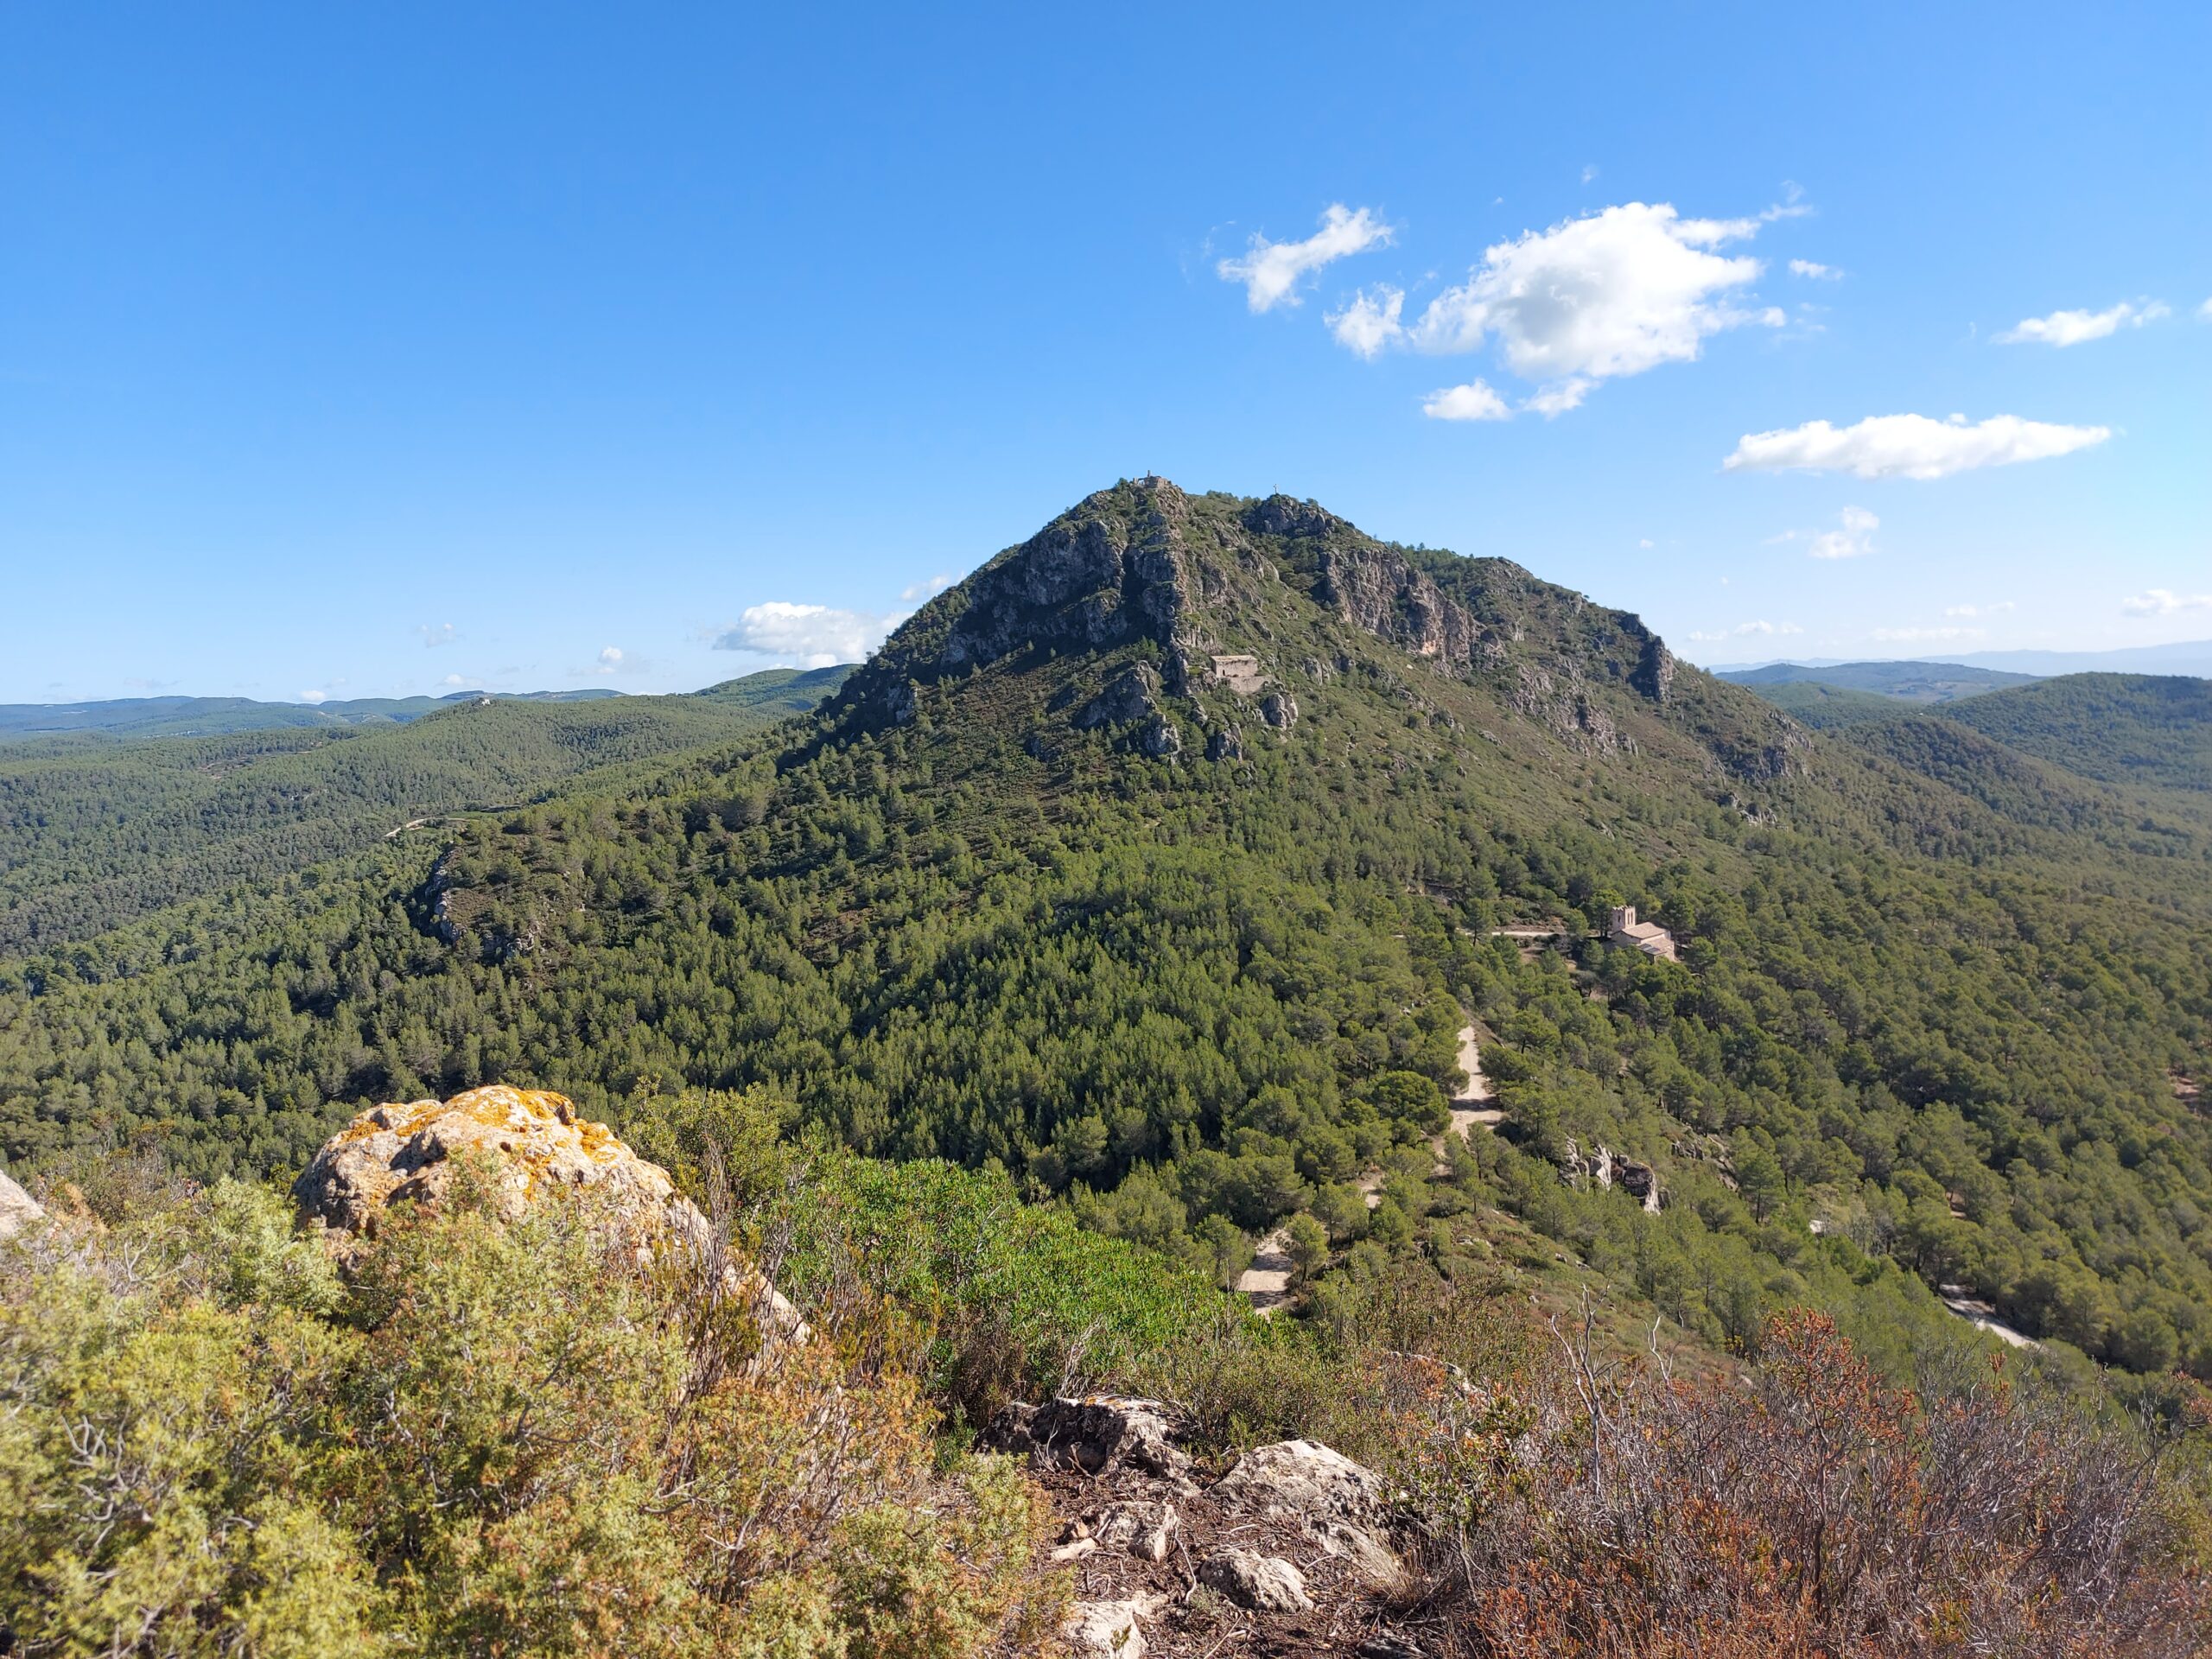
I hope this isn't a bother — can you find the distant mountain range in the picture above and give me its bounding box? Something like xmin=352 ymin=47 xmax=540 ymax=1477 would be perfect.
xmin=1718 ymin=659 xmax=2036 ymax=702
xmin=0 ymin=668 xmax=857 ymax=745
xmin=0 ymin=687 xmax=620 ymax=742
xmin=1713 ymin=639 xmax=2212 ymax=680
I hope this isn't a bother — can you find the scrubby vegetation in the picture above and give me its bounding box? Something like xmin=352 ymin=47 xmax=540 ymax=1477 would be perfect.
xmin=8 ymin=1092 xmax=2210 ymax=1657
xmin=0 ymin=1141 xmax=1063 ymax=1657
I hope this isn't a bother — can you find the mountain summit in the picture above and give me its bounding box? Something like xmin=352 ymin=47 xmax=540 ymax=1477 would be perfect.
xmin=837 ymin=476 xmax=1796 ymax=778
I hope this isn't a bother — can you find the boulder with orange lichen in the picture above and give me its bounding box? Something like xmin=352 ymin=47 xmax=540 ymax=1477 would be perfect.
xmin=294 ymin=1083 xmax=805 ymax=1339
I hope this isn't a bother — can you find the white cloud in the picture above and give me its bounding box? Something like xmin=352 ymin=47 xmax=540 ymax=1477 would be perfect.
xmin=2121 ymin=588 xmax=2212 ymax=616
xmin=715 ymin=601 xmax=896 ymax=668
xmin=300 ymin=689 xmax=329 ymax=704
xmin=1421 ymin=380 xmax=1512 ymax=422
xmin=2201 ymin=297 xmax=2212 ymax=321
xmin=1723 ymin=412 xmax=2111 ymax=480
xmin=1806 ymin=505 xmax=1879 ymax=560
xmin=416 ymin=622 xmax=455 ymax=647
xmin=1789 ymin=259 xmax=1840 ymax=280
xmin=1580 ymin=163 xmax=1599 ymax=184
xmin=1998 ymin=300 xmax=2170 ymax=346
xmin=1688 ymin=619 xmax=1803 ymax=642
xmin=441 ymin=672 xmax=468 ymax=687
xmin=1637 ymin=537 xmax=1654 ymax=550
xmin=1943 ymin=601 xmax=2015 ymax=619
xmin=1217 ymin=204 xmax=1394 ymax=313
xmin=1872 ymin=626 xmax=1984 ymax=643
xmin=1523 ymin=378 xmax=1593 ymax=418
xmin=899 ymin=573 xmax=955 ymax=603
xmin=597 ymin=647 xmax=623 ymax=671
xmin=1398 ymin=203 xmax=1783 ymax=387
xmin=1327 ymin=286 xmax=1404 ymax=359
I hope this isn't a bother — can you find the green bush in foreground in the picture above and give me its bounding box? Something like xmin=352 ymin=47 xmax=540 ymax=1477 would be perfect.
xmin=0 ymin=1168 xmax=1061 ymax=1658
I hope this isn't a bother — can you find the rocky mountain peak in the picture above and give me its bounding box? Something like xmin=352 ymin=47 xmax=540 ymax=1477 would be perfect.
xmin=827 ymin=477 xmax=1796 ymax=779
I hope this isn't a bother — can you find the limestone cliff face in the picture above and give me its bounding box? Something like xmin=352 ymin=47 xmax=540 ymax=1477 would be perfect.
xmin=1313 ymin=539 xmax=1490 ymax=673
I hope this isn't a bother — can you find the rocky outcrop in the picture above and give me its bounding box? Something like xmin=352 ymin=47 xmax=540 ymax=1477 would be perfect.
xmin=0 ymin=1166 xmax=42 ymax=1241
xmin=1140 ymin=715 xmax=1183 ymax=758
xmin=1216 ymin=1439 xmax=1402 ymax=1586
xmin=1242 ymin=494 xmax=1345 ymax=541
xmin=840 ymin=479 xmax=1213 ymax=728
xmin=295 ymin=1084 xmax=685 ymax=1245
xmin=982 ymin=1395 xmax=1194 ymax=1484
xmin=1077 ymin=663 xmax=1162 ymax=730
xmin=1634 ymin=634 xmax=1677 ymax=704
xmin=993 ymin=1398 xmax=1410 ymax=1651
xmin=1260 ymin=690 xmax=1298 ymax=730
xmin=293 ymin=1084 xmax=804 ymax=1337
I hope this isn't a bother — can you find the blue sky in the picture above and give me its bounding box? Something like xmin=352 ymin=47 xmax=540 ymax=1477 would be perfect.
xmin=3 ymin=2 xmax=2207 ymax=702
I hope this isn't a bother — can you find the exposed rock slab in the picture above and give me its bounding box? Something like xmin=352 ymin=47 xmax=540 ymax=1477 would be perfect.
xmin=982 ymin=1395 xmax=1193 ymax=1483
xmin=1216 ymin=1438 xmax=1402 ymax=1586
xmin=0 ymin=1166 xmax=42 ymax=1241
xmin=1200 ymin=1547 xmax=1313 ymax=1612
xmin=1063 ymin=1593 xmax=1162 ymax=1656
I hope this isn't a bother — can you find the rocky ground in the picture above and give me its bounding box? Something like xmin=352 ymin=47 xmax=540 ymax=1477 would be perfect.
xmin=985 ymin=1396 xmax=1440 ymax=1657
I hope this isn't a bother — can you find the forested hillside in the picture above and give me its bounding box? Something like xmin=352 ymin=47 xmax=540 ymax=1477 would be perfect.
xmin=4 ymin=480 xmax=2210 ymax=1380
xmin=0 ymin=671 xmax=850 ymax=955
xmin=1929 ymin=672 xmax=2212 ymax=794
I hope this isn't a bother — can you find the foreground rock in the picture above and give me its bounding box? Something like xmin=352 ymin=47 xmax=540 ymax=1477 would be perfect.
xmin=0 ymin=1166 xmax=41 ymax=1241
xmin=294 ymin=1084 xmax=803 ymax=1338
xmin=1217 ymin=1437 xmax=1402 ymax=1586
xmin=1201 ymin=1547 xmax=1314 ymax=1612
xmin=983 ymin=1395 xmax=1195 ymax=1484
xmin=1063 ymin=1593 xmax=1163 ymax=1657
xmin=992 ymin=1395 xmax=1414 ymax=1653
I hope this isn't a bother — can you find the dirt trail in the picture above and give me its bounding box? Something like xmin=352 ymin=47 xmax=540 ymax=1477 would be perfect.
xmin=1448 ymin=1023 xmax=1502 ymax=1128
xmin=1236 ymin=1229 xmax=1294 ymax=1316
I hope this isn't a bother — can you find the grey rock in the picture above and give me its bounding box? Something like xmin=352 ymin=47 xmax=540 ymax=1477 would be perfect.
xmin=1063 ymin=1595 xmax=1162 ymax=1657
xmin=0 ymin=1166 xmax=43 ymax=1241
xmin=1216 ymin=1438 xmax=1402 ymax=1586
xmin=1217 ymin=1438 xmax=1384 ymax=1527
xmin=1242 ymin=494 xmax=1344 ymax=540
xmin=1260 ymin=690 xmax=1298 ymax=730
xmin=982 ymin=1395 xmax=1192 ymax=1482
xmin=1077 ymin=664 xmax=1160 ymax=730
xmin=1199 ymin=1547 xmax=1313 ymax=1613
xmin=1140 ymin=715 xmax=1183 ymax=758
xmin=1206 ymin=726 xmax=1244 ymax=762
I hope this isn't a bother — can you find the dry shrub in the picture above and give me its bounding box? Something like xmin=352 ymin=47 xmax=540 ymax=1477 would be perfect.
xmin=1405 ymin=1306 xmax=2212 ymax=1658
